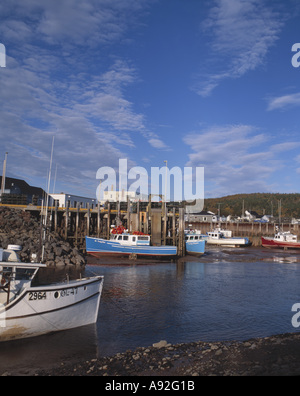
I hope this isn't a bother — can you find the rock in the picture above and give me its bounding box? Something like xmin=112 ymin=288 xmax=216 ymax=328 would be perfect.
xmin=0 ymin=207 xmax=85 ymax=267
xmin=153 ymin=340 xmax=168 ymax=349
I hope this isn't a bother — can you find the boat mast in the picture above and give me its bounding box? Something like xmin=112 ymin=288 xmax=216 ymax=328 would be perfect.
xmin=0 ymin=152 xmax=8 ymax=200
xmin=41 ymin=137 xmax=55 ymax=262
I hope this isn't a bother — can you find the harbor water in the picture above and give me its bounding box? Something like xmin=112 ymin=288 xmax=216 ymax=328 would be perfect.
xmin=1 ymin=246 xmax=300 ymax=374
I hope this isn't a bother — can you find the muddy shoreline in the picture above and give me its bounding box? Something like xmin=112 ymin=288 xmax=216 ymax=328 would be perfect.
xmin=28 ymin=332 xmax=300 ymax=377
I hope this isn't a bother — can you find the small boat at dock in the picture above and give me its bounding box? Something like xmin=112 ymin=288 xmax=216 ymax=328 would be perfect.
xmin=85 ymin=231 xmax=177 ymax=259
xmin=261 ymin=231 xmax=300 ymax=249
xmin=0 ymin=246 xmax=104 ymax=342
xmin=201 ymin=228 xmax=251 ymax=247
xmin=185 ymin=232 xmax=206 ymax=256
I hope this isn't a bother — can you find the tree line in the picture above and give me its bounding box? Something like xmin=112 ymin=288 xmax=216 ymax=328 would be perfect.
xmin=203 ymin=193 xmax=300 ymax=219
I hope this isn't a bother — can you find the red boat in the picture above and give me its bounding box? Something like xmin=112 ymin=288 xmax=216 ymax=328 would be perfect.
xmin=261 ymin=231 xmax=300 ymax=249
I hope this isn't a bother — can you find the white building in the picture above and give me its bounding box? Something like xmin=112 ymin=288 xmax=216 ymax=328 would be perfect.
xmin=49 ymin=193 xmax=97 ymax=209
xmin=102 ymin=190 xmax=136 ymax=203
xmin=49 ymin=190 xmax=148 ymax=209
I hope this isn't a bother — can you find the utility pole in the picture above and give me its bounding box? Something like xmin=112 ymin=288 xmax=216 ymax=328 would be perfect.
xmin=163 ymin=160 xmax=168 ymax=246
xmin=1 ymin=152 xmax=8 ymax=199
xmin=217 ymin=203 xmax=223 ymax=219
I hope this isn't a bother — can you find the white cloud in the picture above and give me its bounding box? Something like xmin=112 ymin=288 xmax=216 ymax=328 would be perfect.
xmin=0 ymin=1 xmax=157 ymax=196
xmin=267 ymin=93 xmax=300 ymax=111
xmin=193 ymin=0 xmax=284 ymax=96
xmin=148 ymin=138 xmax=169 ymax=150
xmin=0 ymin=0 xmax=150 ymax=48
xmin=184 ymin=124 xmax=298 ymax=196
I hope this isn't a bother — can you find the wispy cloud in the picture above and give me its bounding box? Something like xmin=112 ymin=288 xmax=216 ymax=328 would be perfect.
xmin=192 ymin=0 xmax=285 ymax=96
xmin=0 ymin=0 xmax=171 ymax=196
xmin=267 ymin=93 xmax=300 ymax=111
xmin=0 ymin=0 xmax=150 ymax=48
xmin=184 ymin=124 xmax=298 ymax=196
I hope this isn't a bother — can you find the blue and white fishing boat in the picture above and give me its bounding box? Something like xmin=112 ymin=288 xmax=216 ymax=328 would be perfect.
xmin=85 ymin=234 xmax=177 ymax=259
xmin=185 ymin=232 xmax=206 ymax=256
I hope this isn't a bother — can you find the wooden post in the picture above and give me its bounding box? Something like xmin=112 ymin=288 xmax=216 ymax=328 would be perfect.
xmin=172 ymin=207 xmax=176 ymax=246
xmin=126 ymin=197 xmax=130 ymax=232
xmin=86 ymin=203 xmax=90 ymax=237
xmin=163 ymin=205 xmax=167 ymax=246
xmin=107 ymin=202 xmax=111 ymax=239
xmin=64 ymin=206 xmax=69 ymax=240
xmin=145 ymin=204 xmax=149 ymax=235
xmin=97 ymin=204 xmax=101 ymax=237
xmin=54 ymin=201 xmax=58 ymax=233
xmin=178 ymin=207 xmax=185 ymax=257
xmin=75 ymin=203 xmax=79 ymax=246
xmin=137 ymin=201 xmax=140 ymax=232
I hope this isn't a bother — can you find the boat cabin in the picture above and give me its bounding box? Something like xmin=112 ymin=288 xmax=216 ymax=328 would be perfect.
xmin=110 ymin=234 xmax=150 ymax=246
xmin=0 ymin=248 xmax=46 ymax=306
xmin=274 ymin=232 xmax=298 ymax=243
xmin=207 ymin=228 xmax=232 ymax=239
xmin=185 ymin=234 xmax=203 ymax=242
xmin=207 ymin=231 xmax=223 ymax=239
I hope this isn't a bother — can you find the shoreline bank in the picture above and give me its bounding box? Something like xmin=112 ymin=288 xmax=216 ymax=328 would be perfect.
xmin=32 ymin=332 xmax=300 ymax=377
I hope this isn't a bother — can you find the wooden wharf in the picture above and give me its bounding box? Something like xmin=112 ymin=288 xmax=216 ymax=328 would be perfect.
xmin=0 ymin=202 xmax=186 ymax=255
xmin=2 ymin=202 xmax=299 ymax=254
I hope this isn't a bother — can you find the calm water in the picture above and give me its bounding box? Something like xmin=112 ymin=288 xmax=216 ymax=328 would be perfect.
xmin=1 ymin=246 xmax=300 ymax=374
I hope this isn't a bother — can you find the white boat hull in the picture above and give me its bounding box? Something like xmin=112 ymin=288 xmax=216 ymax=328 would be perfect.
xmin=0 ymin=276 xmax=103 ymax=342
xmin=205 ymin=237 xmax=251 ymax=247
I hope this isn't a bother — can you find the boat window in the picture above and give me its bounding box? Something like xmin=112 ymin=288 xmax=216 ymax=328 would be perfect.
xmin=194 ymin=236 xmax=198 ymax=240
xmin=117 ymin=235 xmax=122 ymax=240
xmin=123 ymin=236 xmax=129 ymax=241
xmin=16 ymin=268 xmax=36 ymax=280
xmin=132 ymin=237 xmax=136 ymax=242
xmin=138 ymin=236 xmax=149 ymax=241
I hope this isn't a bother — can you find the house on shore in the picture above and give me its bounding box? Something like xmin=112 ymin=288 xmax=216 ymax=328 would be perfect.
xmin=185 ymin=210 xmax=217 ymax=223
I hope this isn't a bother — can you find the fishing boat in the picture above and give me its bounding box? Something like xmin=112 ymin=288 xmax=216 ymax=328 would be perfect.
xmin=261 ymin=231 xmax=300 ymax=249
xmin=201 ymin=228 xmax=251 ymax=247
xmin=85 ymin=232 xmax=177 ymax=259
xmin=185 ymin=232 xmax=206 ymax=256
xmin=0 ymin=247 xmax=104 ymax=342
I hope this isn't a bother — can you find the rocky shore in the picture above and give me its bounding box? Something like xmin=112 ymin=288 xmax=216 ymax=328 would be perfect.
xmin=35 ymin=333 xmax=300 ymax=377
xmin=0 ymin=206 xmax=85 ymax=266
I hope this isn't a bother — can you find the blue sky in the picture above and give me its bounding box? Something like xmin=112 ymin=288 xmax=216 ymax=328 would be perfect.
xmin=1 ymin=0 xmax=300 ymax=199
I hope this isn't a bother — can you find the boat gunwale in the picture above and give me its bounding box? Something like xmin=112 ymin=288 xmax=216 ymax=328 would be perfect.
xmin=0 ymin=276 xmax=104 ymax=314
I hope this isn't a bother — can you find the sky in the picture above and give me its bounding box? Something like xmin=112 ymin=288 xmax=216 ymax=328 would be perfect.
xmin=1 ymin=0 xmax=300 ymax=200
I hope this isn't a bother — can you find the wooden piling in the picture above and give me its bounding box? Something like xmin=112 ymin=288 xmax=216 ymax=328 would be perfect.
xmin=97 ymin=204 xmax=101 ymax=237
xmin=178 ymin=207 xmax=185 ymax=257
xmin=64 ymin=205 xmax=69 ymax=240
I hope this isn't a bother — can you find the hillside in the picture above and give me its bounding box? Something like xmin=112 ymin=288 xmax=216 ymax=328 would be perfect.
xmin=203 ymin=193 xmax=300 ymax=219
